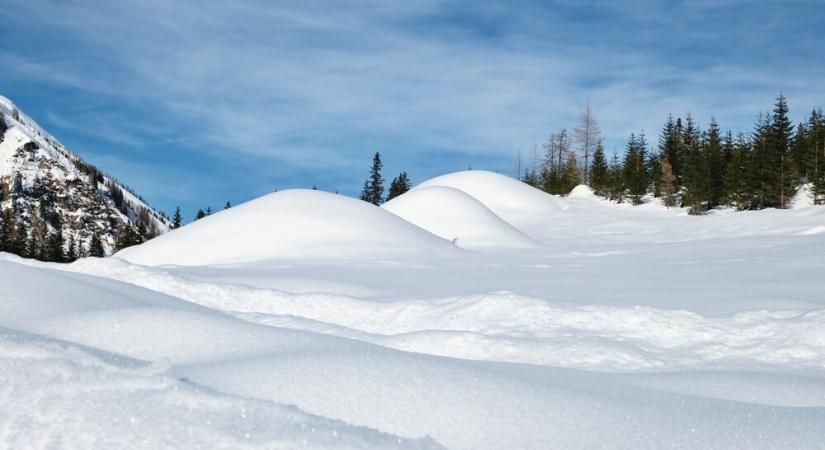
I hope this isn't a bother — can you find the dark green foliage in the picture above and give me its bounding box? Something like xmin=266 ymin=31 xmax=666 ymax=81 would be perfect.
xmin=195 ymin=209 xmax=206 ymax=221
xmin=705 ymin=118 xmax=725 ymax=208
xmin=171 ymin=207 xmax=182 ymax=229
xmin=46 ymin=227 xmax=66 ymax=263
xmin=224 ymin=201 xmax=232 ymax=209
xmin=360 ymin=152 xmax=385 ymax=205
xmin=387 ymin=172 xmax=411 ymax=201
xmin=0 ymin=112 xmax=7 ymax=143
xmin=0 ymin=208 xmax=15 ymax=252
xmin=89 ymin=233 xmax=105 ymax=258
xmin=622 ymin=133 xmax=648 ymax=204
xmin=115 ymin=222 xmax=143 ymax=251
xmin=589 ymin=143 xmax=608 ymax=196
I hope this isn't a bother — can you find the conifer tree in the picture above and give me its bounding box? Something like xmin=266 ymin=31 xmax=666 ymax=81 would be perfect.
xmin=769 ymin=94 xmax=795 ymax=208
xmin=116 ymin=223 xmax=143 ymax=251
xmin=705 ymin=118 xmax=725 ymax=208
xmin=195 ymin=209 xmax=206 ymax=220
xmin=387 ymin=171 xmax=411 ymax=201
xmin=13 ymin=219 xmax=27 ymax=257
xmin=224 ymin=201 xmax=232 ymax=209
xmin=607 ymin=151 xmax=624 ymax=201
xmin=89 ymin=233 xmax=105 ymax=258
xmin=66 ymin=235 xmax=77 ymax=261
xmin=171 ymin=207 xmax=182 ymax=229
xmin=46 ymin=228 xmax=66 ymax=263
xmin=562 ymin=152 xmax=581 ymax=194
xmin=622 ymin=133 xmax=648 ymax=204
xmin=589 ymin=142 xmax=608 ymax=196
xmin=359 ymin=152 xmax=385 ymax=205
xmin=0 ymin=208 xmax=14 ymax=252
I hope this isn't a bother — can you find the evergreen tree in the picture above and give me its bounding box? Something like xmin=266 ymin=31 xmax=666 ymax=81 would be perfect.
xmin=46 ymin=228 xmax=66 ymax=263
xmin=195 ymin=209 xmax=206 ymax=221
xmin=224 ymin=201 xmax=232 ymax=209
xmin=89 ymin=233 xmax=105 ymax=258
xmin=607 ymin=151 xmax=624 ymax=201
xmin=681 ymin=115 xmax=706 ymax=212
xmin=622 ymin=133 xmax=648 ymax=204
xmin=116 ymin=223 xmax=143 ymax=251
xmin=66 ymin=235 xmax=77 ymax=261
xmin=387 ymin=171 xmax=411 ymax=201
xmin=171 ymin=207 xmax=182 ymax=229
xmin=360 ymin=152 xmax=385 ymax=205
xmin=589 ymin=142 xmax=608 ymax=197
xmin=769 ymin=94 xmax=796 ymax=208
xmin=705 ymin=118 xmax=725 ymax=208
xmin=0 ymin=208 xmax=14 ymax=252
xmin=13 ymin=219 xmax=27 ymax=257
xmin=659 ymin=114 xmax=682 ymax=182
xmin=0 ymin=112 xmax=6 ymax=143
xmin=205 ymin=206 xmax=213 ymax=216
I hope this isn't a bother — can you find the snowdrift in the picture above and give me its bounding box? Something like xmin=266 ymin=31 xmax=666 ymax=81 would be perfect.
xmin=382 ymin=186 xmax=541 ymax=249
xmin=415 ymin=170 xmax=567 ymax=226
xmin=117 ymin=189 xmax=459 ymax=266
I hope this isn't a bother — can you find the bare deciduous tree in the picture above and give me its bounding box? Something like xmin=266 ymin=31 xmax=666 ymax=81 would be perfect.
xmin=573 ymin=103 xmax=602 ymax=185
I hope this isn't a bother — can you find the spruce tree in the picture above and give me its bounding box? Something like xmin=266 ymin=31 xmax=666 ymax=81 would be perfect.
xmin=360 ymin=152 xmax=385 ymax=205
xmin=195 ymin=209 xmax=206 ymax=221
xmin=660 ymin=158 xmax=677 ymax=207
xmin=622 ymin=133 xmax=648 ymax=204
xmin=607 ymin=151 xmax=624 ymax=201
xmin=0 ymin=208 xmax=14 ymax=252
xmin=171 ymin=207 xmax=182 ymax=229
xmin=387 ymin=171 xmax=411 ymax=201
xmin=562 ymin=152 xmax=581 ymax=194
xmin=13 ymin=219 xmax=27 ymax=257
xmin=224 ymin=201 xmax=232 ymax=209
xmin=89 ymin=233 xmax=105 ymax=258
xmin=769 ymin=94 xmax=795 ymax=208
xmin=705 ymin=118 xmax=725 ymax=208
xmin=589 ymin=142 xmax=608 ymax=197
xmin=116 ymin=223 xmax=143 ymax=251
xmin=46 ymin=228 xmax=66 ymax=263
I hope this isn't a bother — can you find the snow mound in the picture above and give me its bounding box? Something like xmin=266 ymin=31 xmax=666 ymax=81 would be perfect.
xmin=567 ymin=184 xmax=597 ymax=199
xmin=382 ymin=186 xmax=541 ymax=249
xmin=117 ymin=189 xmax=459 ymax=266
xmin=415 ymin=170 xmax=567 ymax=225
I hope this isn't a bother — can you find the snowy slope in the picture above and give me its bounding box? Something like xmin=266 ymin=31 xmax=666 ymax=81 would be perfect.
xmin=382 ymin=186 xmax=541 ymax=249
xmin=0 ymin=95 xmax=168 ymax=254
xmin=415 ymin=170 xmax=569 ymax=226
xmin=4 ymin=169 xmax=825 ymax=449
xmin=117 ymin=189 xmax=460 ymax=266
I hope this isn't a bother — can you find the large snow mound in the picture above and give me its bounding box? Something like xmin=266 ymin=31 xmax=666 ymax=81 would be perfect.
xmin=415 ymin=170 xmax=567 ymax=226
xmin=117 ymin=189 xmax=459 ymax=266
xmin=382 ymin=186 xmax=541 ymax=249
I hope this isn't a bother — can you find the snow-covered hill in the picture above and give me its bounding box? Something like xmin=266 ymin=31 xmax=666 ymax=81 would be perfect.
xmin=3 ymin=169 xmax=825 ymax=449
xmin=0 ymin=96 xmax=168 ymax=256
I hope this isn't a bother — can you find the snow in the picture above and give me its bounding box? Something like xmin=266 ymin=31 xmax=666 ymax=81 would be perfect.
xmin=117 ymin=189 xmax=460 ymax=266
xmin=415 ymin=170 xmax=569 ymax=226
xmin=4 ymin=170 xmax=825 ymax=449
xmin=382 ymin=186 xmax=541 ymax=249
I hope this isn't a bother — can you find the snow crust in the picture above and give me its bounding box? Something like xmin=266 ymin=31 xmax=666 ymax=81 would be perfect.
xmin=382 ymin=186 xmax=541 ymax=249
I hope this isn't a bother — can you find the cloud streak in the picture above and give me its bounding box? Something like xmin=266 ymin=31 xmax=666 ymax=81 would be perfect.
xmin=1 ymin=0 xmax=822 ymax=212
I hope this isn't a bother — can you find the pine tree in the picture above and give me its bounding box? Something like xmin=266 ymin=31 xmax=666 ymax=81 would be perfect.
xmin=0 ymin=208 xmax=14 ymax=252
xmin=171 ymin=207 xmax=182 ymax=229
xmin=13 ymin=219 xmax=27 ymax=257
xmin=622 ymin=133 xmax=648 ymax=204
xmin=195 ymin=209 xmax=206 ymax=220
xmin=681 ymin=115 xmax=706 ymax=212
xmin=89 ymin=233 xmax=105 ymax=258
xmin=659 ymin=114 xmax=682 ymax=182
xmin=360 ymin=152 xmax=385 ymax=205
xmin=387 ymin=171 xmax=411 ymax=201
xmin=46 ymin=228 xmax=66 ymax=263
xmin=589 ymin=142 xmax=608 ymax=197
xmin=607 ymin=151 xmax=624 ymax=201
xmin=705 ymin=118 xmax=725 ymax=208
xmin=205 ymin=206 xmax=213 ymax=216
xmin=769 ymin=94 xmax=795 ymax=209
xmin=66 ymin=235 xmax=77 ymax=261
xmin=0 ymin=112 xmax=7 ymax=143
xmin=116 ymin=223 xmax=143 ymax=251
xmin=224 ymin=201 xmax=232 ymax=209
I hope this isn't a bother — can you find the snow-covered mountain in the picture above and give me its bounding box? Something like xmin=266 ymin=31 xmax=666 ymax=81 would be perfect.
xmin=0 ymin=95 xmax=168 ymax=257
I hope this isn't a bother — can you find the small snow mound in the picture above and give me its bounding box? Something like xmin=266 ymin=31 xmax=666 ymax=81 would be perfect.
xmin=567 ymin=184 xmax=596 ymax=199
xmin=117 ymin=189 xmax=458 ymax=266
xmin=382 ymin=186 xmax=541 ymax=249
xmin=415 ymin=170 xmax=567 ymax=225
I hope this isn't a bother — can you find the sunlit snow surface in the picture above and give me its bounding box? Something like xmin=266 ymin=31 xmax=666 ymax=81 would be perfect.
xmin=3 ymin=171 xmax=825 ymax=449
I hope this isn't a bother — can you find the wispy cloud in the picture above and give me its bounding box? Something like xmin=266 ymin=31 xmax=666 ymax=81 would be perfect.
xmin=1 ymin=0 xmax=823 ymax=212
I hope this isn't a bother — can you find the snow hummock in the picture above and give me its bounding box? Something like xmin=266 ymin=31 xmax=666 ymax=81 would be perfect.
xmin=415 ymin=170 xmax=568 ymax=226
xmin=117 ymin=189 xmax=459 ymax=266
xmin=382 ymin=186 xmax=541 ymax=249
xmin=567 ymin=184 xmax=597 ymax=199
xmin=5 ymin=168 xmax=825 ymax=449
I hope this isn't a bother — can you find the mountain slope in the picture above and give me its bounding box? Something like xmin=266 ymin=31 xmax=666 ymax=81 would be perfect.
xmin=0 ymin=95 xmax=168 ymax=259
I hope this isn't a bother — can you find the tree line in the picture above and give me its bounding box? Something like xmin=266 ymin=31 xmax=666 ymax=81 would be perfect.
xmin=521 ymin=95 xmax=825 ymax=213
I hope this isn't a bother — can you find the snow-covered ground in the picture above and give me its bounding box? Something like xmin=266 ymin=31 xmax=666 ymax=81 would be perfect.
xmin=3 ymin=170 xmax=825 ymax=449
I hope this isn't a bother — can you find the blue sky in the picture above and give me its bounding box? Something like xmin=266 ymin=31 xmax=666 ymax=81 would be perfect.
xmin=1 ymin=0 xmax=823 ymax=218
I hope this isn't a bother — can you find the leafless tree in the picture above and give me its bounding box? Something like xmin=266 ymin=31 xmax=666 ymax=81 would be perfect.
xmin=573 ymin=103 xmax=602 ymax=185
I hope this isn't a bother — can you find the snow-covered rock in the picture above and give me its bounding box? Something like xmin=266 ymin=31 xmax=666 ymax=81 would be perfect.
xmin=0 ymin=95 xmax=168 ymax=255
